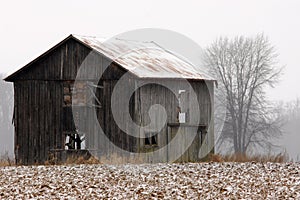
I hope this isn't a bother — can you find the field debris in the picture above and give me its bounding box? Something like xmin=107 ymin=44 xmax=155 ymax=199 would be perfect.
xmin=0 ymin=162 xmax=299 ymax=199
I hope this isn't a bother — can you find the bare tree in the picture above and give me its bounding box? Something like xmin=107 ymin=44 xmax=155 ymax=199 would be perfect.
xmin=205 ymin=34 xmax=283 ymax=154
xmin=281 ymin=99 xmax=300 ymax=121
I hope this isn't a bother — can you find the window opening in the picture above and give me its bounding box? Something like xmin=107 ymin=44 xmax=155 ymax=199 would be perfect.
xmin=144 ymin=132 xmax=158 ymax=146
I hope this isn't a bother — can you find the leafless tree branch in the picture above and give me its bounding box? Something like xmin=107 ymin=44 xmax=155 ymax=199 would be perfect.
xmin=205 ymin=34 xmax=283 ymax=154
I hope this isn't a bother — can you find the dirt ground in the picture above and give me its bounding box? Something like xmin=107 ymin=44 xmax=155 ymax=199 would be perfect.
xmin=0 ymin=162 xmax=299 ymax=199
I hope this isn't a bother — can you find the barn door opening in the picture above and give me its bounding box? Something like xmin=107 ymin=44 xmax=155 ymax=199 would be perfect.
xmin=63 ymin=81 xmax=86 ymax=150
xmin=58 ymin=79 xmax=105 ymax=159
xmin=62 ymin=80 xmax=103 ymax=151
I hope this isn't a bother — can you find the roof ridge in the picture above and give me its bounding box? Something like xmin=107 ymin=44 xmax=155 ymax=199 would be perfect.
xmin=72 ymin=34 xmax=107 ymax=41
xmin=74 ymin=35 xmax=215 ymax=80
xmin=114 ymin=37 xmax=153 ymax=44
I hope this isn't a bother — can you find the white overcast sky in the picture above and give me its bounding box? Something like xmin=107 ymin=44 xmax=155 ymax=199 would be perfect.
xmin=1 ymin=0 xmax=300 ymax=102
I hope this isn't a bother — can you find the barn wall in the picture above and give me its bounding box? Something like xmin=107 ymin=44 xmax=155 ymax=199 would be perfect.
xmin=94 ymin=78 xmax=138 ymax=157
xmin=10 ymin=38 xmax=118 ymax=81
xmin=14 ymin=81 xmax=63 ymax=165
xmin=134 ymin=79 xmax=214 ymax=162
xmin=10 ymin=37 xmax=214 ymax=164
xmin=13 ymin=75 xmax=214 ymax=164
xmin=11 ymin=38 xmax=131 ymax=164
xmin=135 ymin=80 xmax=213 ymax=126
xmin=194 ymin=80 xmax=215 ymax=158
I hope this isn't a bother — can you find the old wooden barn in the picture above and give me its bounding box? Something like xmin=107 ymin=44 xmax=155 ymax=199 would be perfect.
xmin=5 ymin=34 xmax=215 ymax=165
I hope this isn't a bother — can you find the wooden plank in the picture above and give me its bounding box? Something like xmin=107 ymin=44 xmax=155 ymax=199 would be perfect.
xmin=44 ymin=81 xmax=49 ymax=162
xmin=39 ymin=81 xmax=44 ymax=163
xmin=28 ymin=82 xmax=40 ymax=164
xmin=134 ymin=81 xmax=141 ymax=153
xmin=158 ymin=84 xmax=166 ymax=162
xmin=14 ymin=83 xmax=20 ymax=164
xmin=104 ymin=80 xmax=111 ymax=158
xmin=21 ymin=82 xmax=26 ymax=164
xmin=23 ymin=82 xmax=29 ymax=164
xmin=28 ymin=82 xmax=33 ymax=164
xmin=110 ymin=81 xmax=116 ymax=154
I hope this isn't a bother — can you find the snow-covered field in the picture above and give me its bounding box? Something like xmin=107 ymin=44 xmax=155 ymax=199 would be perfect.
xmin=0 ymin=162 xmax=299 ymax=199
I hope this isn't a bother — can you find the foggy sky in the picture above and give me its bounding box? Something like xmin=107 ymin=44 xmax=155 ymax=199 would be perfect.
xmin=0 ymin=0 xmax=300 ymax=159
xmin=1 ymin=0 xmax=300 ymax=101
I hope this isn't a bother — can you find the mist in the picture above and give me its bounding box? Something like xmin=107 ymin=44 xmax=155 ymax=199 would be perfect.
xmin=0 ymin=75 xmax=14 ymax=157
xmin=1 ymin=0 xmax=300 ymax=161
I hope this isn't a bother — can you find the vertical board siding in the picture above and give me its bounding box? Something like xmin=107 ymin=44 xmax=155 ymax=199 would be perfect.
xmin=14 ymin=81 xmax=63 ymax=164
xmin=135 ymin=80 xmax=214 ymax=162
xmin=10 ymin=39 xmax=105 ymax=81
xmin=10 ymin=37 xmax=214 ymax=164
xmin=14 ymin=79 xmax=213 ymax=164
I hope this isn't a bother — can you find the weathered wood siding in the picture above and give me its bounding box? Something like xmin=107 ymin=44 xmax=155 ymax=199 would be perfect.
xmin=92 ymin=78 xmax=137 ymax=157
xmin=12 ymin=38 xmax=131 ymax=164
xmin=133 ymin=79 xmax=214 ymax=162
xmin=10 ymin=38 xmax=129 ymax=81
xmin=10 ymin=37 xmax=214 ymax=164
xmin=14 ymin=81 xmax=63 ymax=164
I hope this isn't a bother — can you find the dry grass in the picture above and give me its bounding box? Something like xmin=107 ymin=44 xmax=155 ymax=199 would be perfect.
xmin=208 ymin=152 xmax=289 ymax=163
xmin=44 ymin=154 xmax=101 ymax=165
xmin=0 ymin=152 xmax=14 ymax=167
xmin=45 ymin=152 xmax=145 ymax=165
xmin=1 ymin=151 xmax=290 ymax=167
xmin=65 ymin=155 xmax=101 ymax=165
xmin=98 ymin=153 xmax=145 ymax=164
xmin=49 ymin=152 xmax=290 ymax=165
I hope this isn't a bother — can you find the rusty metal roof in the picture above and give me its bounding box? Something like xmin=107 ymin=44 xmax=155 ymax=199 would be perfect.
xmin=73 ymin=35 xmax=214 ymax=80
xmin=5 ymin=34 xmax=215 ymax=82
